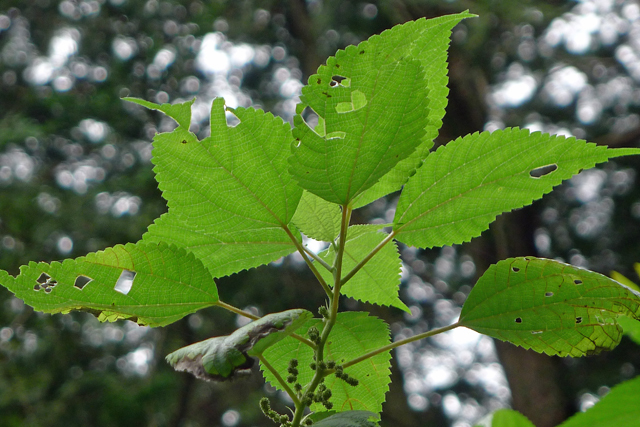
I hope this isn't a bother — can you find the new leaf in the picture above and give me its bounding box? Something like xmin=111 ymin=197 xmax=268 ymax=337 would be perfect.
xmin=0 ymin=242 xmax=219 ymax=327
xmin=459 ymin=257 xmax=640 ymax=357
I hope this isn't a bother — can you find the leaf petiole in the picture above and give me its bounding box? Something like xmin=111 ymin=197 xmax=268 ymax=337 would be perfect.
xmin=341 ymin=322 xmax=461 ymax=369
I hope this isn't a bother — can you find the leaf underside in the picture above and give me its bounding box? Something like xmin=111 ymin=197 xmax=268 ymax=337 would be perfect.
xmin=393 ymin=128 xmax=640 ymax=249
xmin=318 ymin=225 xmax=409 ymax=312
xmin=292 ymin=190 xmax=342 ymax=242
xmin=261 ymin=312 xmax=392 ymax=414
xmin=142 ymin=97 xmax=302 ymax=277
xmin=352 ymin=11 xmax=475 ymax=208
xmin=0 ymin=242 xmax=219 ymax=327
xmin=290 ymin=19 xmax=437 ymax=205
xmin=166 ymin=309 xmax=311 ymax=381
xmin=460 ymin=257 xmax=640 ymax=357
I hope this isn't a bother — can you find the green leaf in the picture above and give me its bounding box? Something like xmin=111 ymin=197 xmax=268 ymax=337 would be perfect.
xmin=617 ymin=315 xmax=640 ymax=345
xmin=166 ymin=309 xmax=311 ymax=381
xmin=291 ymin=190 xmax=342 ymax=242
xmin=289 ymin=23 xmax=432 ymax=205
xmin=311 ymin=410 xmax=380 ymax=427
xmin=459 ymin=257 xmax=640 ymax=357
xmin=352 ymin=12 xmax=475 ymax=208
xmin=141 ymin=97 xmax=303 ymax=277
xmin=144 ymin=212 xmax=300 ymax=278
xmin=393 ymin=128 xmax=640 ymax=249
xmin=0 ymin=242 xmax=218 ymax=327
xmin=558 ymin=376 xmax=640 ymax=427
xmin=261 ymin=312 xmax=392 ymax=414
xmin=474 ymin=409 xmax=535 ymax=427
xmin=318 ymin=225 xmax=409 ymax=312
xmin=123 ymin=97 xmax=195 ymax=129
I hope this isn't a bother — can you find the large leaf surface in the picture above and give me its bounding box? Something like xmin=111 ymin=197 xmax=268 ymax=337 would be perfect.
xmin=459 ymin=257 xmax=640 ymax=357
xmin=318 ymin=225 xmax=409 ymax=312
xmin=393 ymin=128 xmax=640 ymax=248
xmin=142 ymin=97 xmax=302 ymax=277
xmin=289 ymin=22 xmax=431 ymax=205
xmin=558 ymin=376 xmax=640 ymax=427
xmin=352 ymin=12 xmax=474 ymax=208
xmin=0 ymin=242 xmax=218 ymax=327
xmin=166 ymin=309 xmax=311 ymax=381
xmin=261 ymin=312 xmax=391 ymax=414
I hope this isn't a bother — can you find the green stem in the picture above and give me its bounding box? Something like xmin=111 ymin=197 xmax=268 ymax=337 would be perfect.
xmin=342 ymin=322 xmax=461 ymax=369
xmin=284 ymin=225 xmax=333 ymax=297
xmin=301 ymin=245 xmax=333 ymax=272
xmin=215 ymin=300 xmax=316 ymax=349
xmin=340 ymin=230 xmax=396 ymax=287
xmin=257 ymin=355 xmax=300 ymax=407
xmin=290 ymin=205 xmax=352 ymax=427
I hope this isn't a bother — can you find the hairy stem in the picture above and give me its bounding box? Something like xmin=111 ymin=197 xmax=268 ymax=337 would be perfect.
xmin=342 ymin=322 xmax=461 ymax=369
xmin=284 ymin=225 xmax=333 ymax=297
xmin=258 ymin=355 xmax=300 ymax=407
xmin=215 ymin=300 xmax=316 ymax=349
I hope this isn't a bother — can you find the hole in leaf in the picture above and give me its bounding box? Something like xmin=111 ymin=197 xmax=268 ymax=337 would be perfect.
xmin=36 ymin=273 xmax=51 ymax=284
xmin=48 ymin=280 xmax=57 ymax=288
xmin=576 ymin=317 xmax=583 ymax=324
xmin=515 ymin=317 xmax=522 ymax=323
xmin=512 ymin=267 xmax=520 ymax=272
xmin=45 ymin=287 xmax=52 ymax=293
xmin=114 ymin=270 xmax=136 ymax=295
xmin=530 ymin=164 xmax=558 ymax=178
xmin=574 ymin=279 xmax=583 ymax=285
xmin=33 ymin=284 xmax=40 ymax=291
xmin=330 ymin=75 xmax=350 ymax=87
xmin=74 ymin=275 xmax=93 ymax=290
xmin=545 ymin=292 xmax=554 ymax=297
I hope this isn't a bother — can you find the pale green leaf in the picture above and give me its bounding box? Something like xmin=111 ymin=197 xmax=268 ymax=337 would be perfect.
xmin=166 ymin=309 xmax=311 ymax=381
xmin=459 ymin=257 xmax=640 ymax=357
xmin=123 ymin=97 xmax=195 ymax=129
xmin=558 ymin=376 xmax=640 ymax=427
xmin=352 ymin=12 xmax=475 ymax=208
xmin=311 ymin=410 xmax=380 ymax=427
xmin=474 ymin=409 xmax=535 ymax=427
xmin=261 ymin=312 xmax=392 ymax=414
xmin=292 ymin=190 xmax=342 ymax=242
xmin=0 ymin=242 xmax=218 ymax=327
xmin=393 ymin=128 xmax=640 ymax=249
xmin=289 ymin=24 xmax=431 ymax=205
xmin=141 ymin=97 xmax=302 ymax=277
xmin=318 ymin=225 xmax=409 ymax=312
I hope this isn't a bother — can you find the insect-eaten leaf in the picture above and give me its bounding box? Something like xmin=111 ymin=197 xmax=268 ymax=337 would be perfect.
xmin=460 ymin=257 xmax=640 ymax=357
xmin=166 ymin=309 xmax=312 ymax=381
xmin=0 ymin=241 xmax=219 ymax=327
xmin=310 ymin=410 xmax=380 ymax=427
